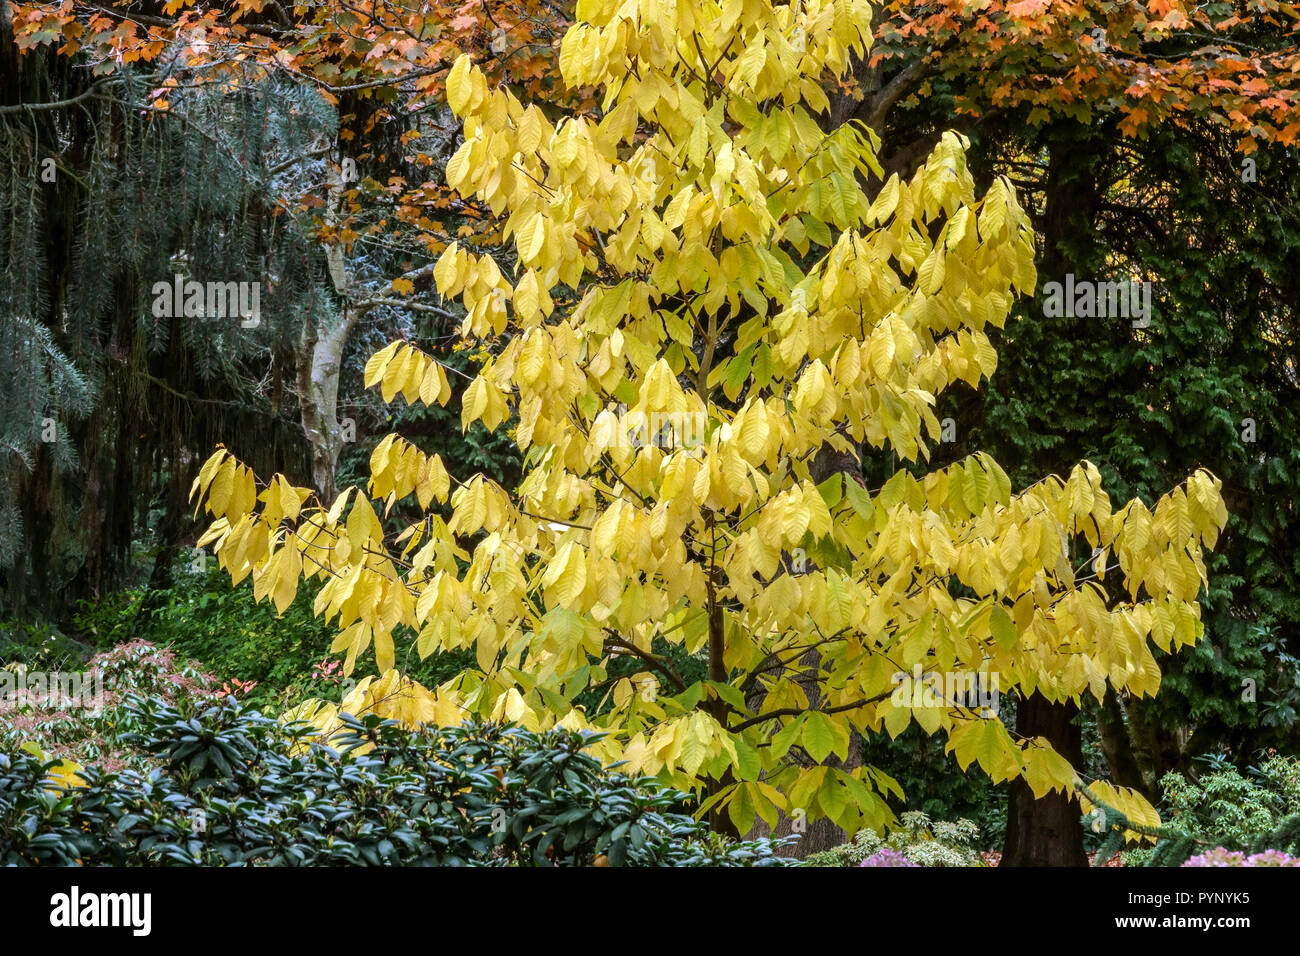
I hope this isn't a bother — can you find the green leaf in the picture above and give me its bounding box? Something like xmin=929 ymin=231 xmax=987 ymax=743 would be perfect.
xmin=770 ymin=713 xmax=806 ymax=761
xmin=723 ymin=345 xmax=755 ymax=399
xmin=816 ymin=473 xmax=843 ymax=508
xmin=801 ymin=711 xmax=839 ymax=763
xmin=844 ymin=478 xmax=874 ymax=520
xmin=732 ymin=735 xmax=762 ymax=781
xmin=707 ymin=680 xmax=748 ymax=712
xmin=990 ymin=606 xmax=1018 ymax=650
xmin=817 ymin=774 xmax=848 ymax=823
xmin=803 ymin=213 xmax=832 ymax=247
xmin=729 ymin=781 xmax=757 ymax=835
xmin=751 ymin=344 xmax=774 ymax=389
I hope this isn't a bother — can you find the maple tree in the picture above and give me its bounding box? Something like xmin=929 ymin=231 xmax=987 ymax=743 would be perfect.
xmin=846 ymin=0 xmax=1300 ymax=169
xmin=9 ymin=0 xmax=567 ymax=96
xmin=7 ymin=0 xmax=576 ymax=238
xmin=188 ymin=0 xmax=1230 ymax=845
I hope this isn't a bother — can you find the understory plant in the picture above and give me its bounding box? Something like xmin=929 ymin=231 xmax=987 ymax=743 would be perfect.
xmin=72 ymin=560 xmax=472 ymax=715
xmin=1123 ymin=753 xmax=1300 ymax=866
xmin=0 ymin=695 xmax=791 ymax=867
xmin=805 ymin=811 xmax=981 ymax=866
xmin=1182 ymin=848 xmax=1300 ymax=867
xmin=0 ymin=640 xmax=219 ymax=772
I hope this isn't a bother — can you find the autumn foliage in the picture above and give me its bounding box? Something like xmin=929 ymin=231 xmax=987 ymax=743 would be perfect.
xmin=177 ymin=0 xmax=1233 ymax=841
xmin=870 ymin=0 xmax=1300 ymax=148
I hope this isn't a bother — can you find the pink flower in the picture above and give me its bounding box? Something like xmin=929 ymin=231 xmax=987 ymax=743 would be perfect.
xmin=860 ymin=848 xmax=919 ymax=867
xmin=1183 ymin=847 xmax=1300 ymax=867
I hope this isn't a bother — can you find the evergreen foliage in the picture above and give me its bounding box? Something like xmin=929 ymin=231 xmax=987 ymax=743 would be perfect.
xmin=0 ymin=696 xmax=791 ymax=866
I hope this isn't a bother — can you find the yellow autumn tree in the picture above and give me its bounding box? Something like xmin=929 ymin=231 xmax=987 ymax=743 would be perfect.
xmin=190 ymin=0 xmax=1227 ymax=838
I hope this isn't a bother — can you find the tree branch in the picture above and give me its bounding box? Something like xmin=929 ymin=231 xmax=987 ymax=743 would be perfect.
xmin=728 ymin=693 xmax=891 ymax=734
xmin=603 ymin=632 xmax=688 ymax=693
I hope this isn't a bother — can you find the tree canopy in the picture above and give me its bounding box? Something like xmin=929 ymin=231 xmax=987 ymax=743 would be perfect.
xmin=190 ymin=0 xmax=1228 ymax=840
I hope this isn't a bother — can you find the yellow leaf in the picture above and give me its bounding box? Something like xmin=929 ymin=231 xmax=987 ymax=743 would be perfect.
xmin=542 ymin=540 xmax=587 ymax=609
xmin=364 ymin=341 xmax=401 ymax=389
xmin=207 ymin=458 xmax=236 ymax=515
xmin=462 ymin=376 xmax=488 ymax=427
xmin=189 ymin=449 xmax=228 ymax=503
xmin=446 ymin=54 xmax=473 ymax=115
xmin=517 ymin=213 xmax=547 ymax=263
xmin=419 ymin=360 xmax=451 ymax=407
xmin=382 ymin=347 xmax=411 ymax=403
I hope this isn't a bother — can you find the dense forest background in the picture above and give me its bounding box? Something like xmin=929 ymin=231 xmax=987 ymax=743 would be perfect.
xmin=1 ymin=0 xmax=1298 ymax=864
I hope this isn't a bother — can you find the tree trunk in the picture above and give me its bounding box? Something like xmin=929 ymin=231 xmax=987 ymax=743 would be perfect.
xmin=746 ymin=721 xmax=864 ymax=859
xmin=1098 ymin=690 xmax=1151 ymax=798
xmin=295 ymin=311 xmax=356 ymax=502
xmin=294 ymin=131 xmax=365 ymax=503
xmin=741 ymin=444 xmax=865 ymax=859
xmin=1002 ymin=693 xmax=1089 ymax=866
xmin=1126 ymin=696 xmax=1190 ymax=780
xmin=999 ymin=128 xmax=1108 ymax=868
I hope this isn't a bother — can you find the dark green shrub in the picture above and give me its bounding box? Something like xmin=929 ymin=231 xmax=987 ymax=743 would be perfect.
xmin=0 ymin=695 xmax=791 ymax=866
